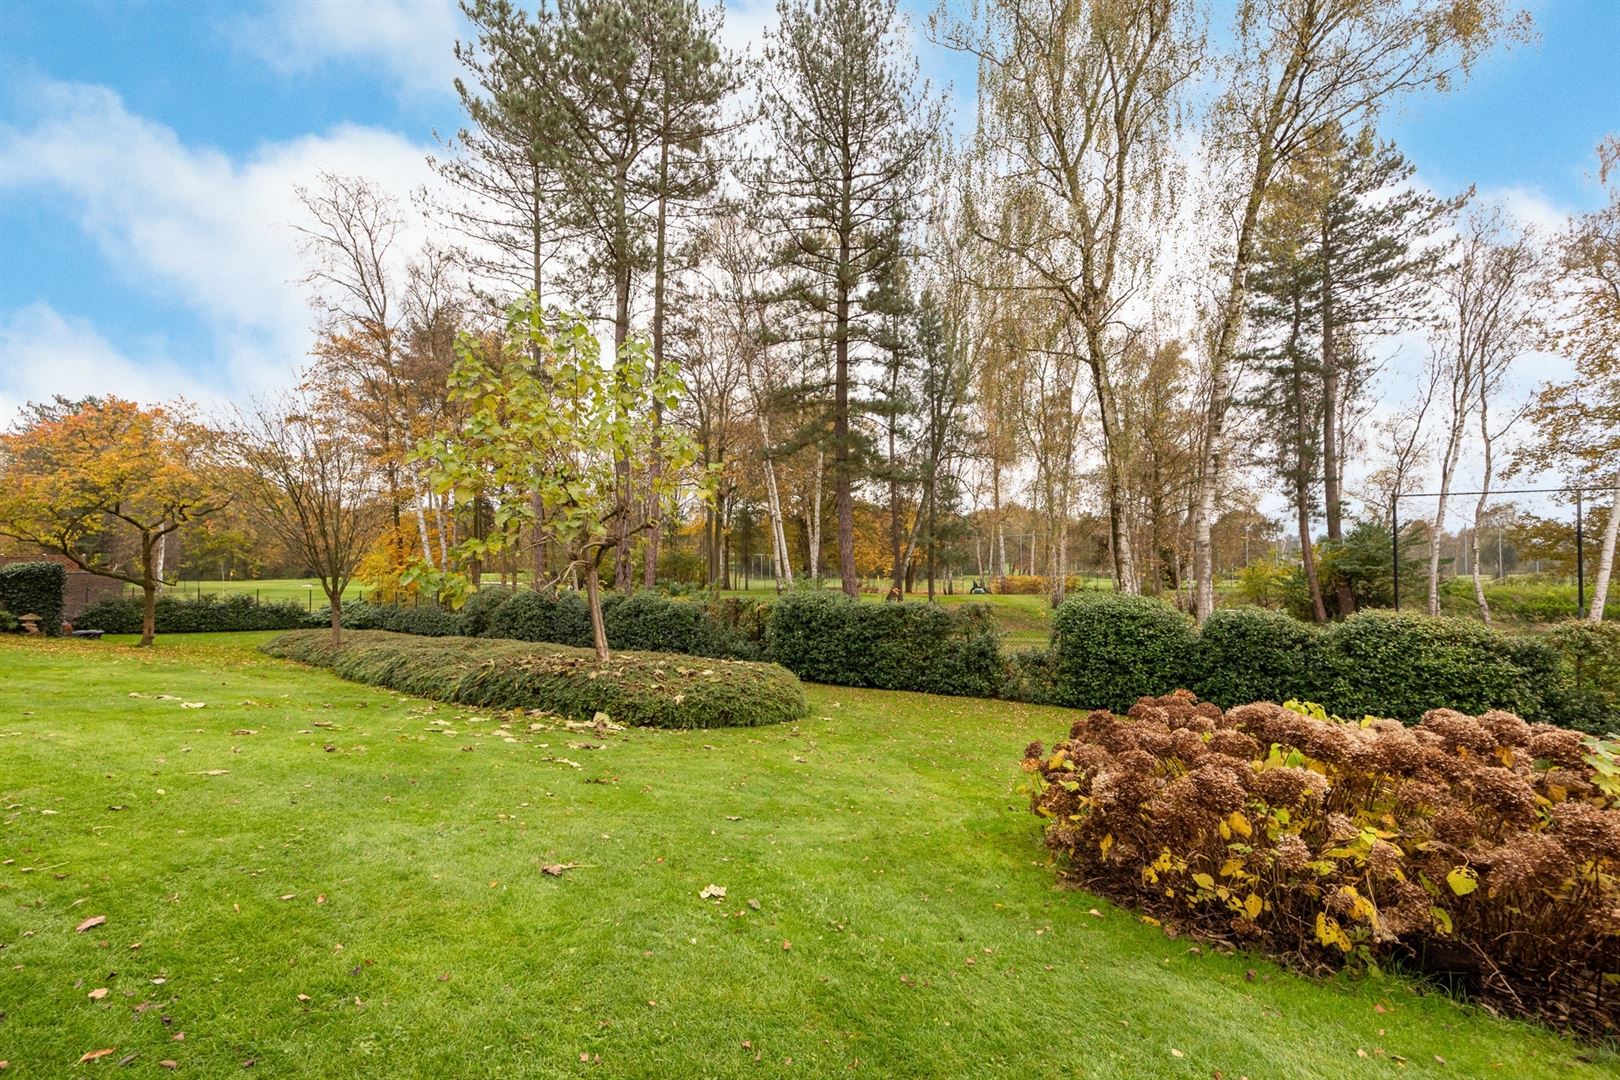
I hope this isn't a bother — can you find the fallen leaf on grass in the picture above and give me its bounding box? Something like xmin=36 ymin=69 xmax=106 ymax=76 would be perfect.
xmin=180 ymin=702 xmax=206 ymax=710
xmin=782 ymin=940 xmax=791 ymax=951
xmin=699 ymin=884 xmax=727 ymax=900
xmin=279 ymin=894 xmax=296 ymax=901
xmin=201 ymin=770 xmax=229 ymax=776
xmin=747 ymin=899 xmax=761 ymax=911
xmin=75 ymin=915 xmax=107 ymax=933
xmin=159 ymin=1062 xmax=178 ymax=1070
xmin=297 ymin=994 xmax=311 ymax=1002
xmin=78 ymin=1049 xmax=116 ymax=1064
xmin=1170 ymin=1048 xmax=1184 ymax=1058
xmin=541 ymin=863 xmax=582 ymax=877
xmin=87 ymin=987 xmax=108 ymax=1000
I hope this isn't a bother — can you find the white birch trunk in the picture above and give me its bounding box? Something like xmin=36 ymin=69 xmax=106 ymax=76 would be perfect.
xmin=1590 ymin=469 xmax=1620 ymax=622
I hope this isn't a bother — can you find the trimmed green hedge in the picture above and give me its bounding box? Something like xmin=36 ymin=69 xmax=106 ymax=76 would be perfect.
xmin=77 ymin=593 xmax=310 ymax=634
xmin=333 ymin=599 xmax=465 ymax=636
xmin=261 ymin=629 xmax=808 ymax=729
xmin=1323 ymin=610 xmax=1559 ymax=722
xmin=0 ymin=562 xmax=65 ymax=635
xmin=1050 ymin=593 xmax=1197 ymax=712
xmin=764 ymin=591 xmax=1004 ymax=696
xmin=1193 ymin=607 xmax=1328 ymax=708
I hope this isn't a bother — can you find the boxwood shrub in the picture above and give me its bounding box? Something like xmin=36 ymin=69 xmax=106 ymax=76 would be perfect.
xmin=77 ymin=593 xmax=309 ymax=634
xmin=0 ymin=561 xmax=66 ymax=635
xmin=327 ymin=599 xmax=465 ymax=637
xmin=1193 ymin=607 xmax=1329 ymax=708
xmin=1050 ymin=592 xmax=1196 ymax=712
xmin=765 ymin=591 xmax=1004 ymax=696
xmin=485 ymin=590 xmax=597 ymax=647
xmin=1001 ymin=646 xmax=1061 ymax=705
xmin=261 ymin=629 xmax=808 ymax=729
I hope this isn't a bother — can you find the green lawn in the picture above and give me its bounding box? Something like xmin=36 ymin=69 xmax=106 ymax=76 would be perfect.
xmin=127 ymin=578 xmax=367 ymax=606
xmin=0 ymin=634 xmax=1604 ymax=1077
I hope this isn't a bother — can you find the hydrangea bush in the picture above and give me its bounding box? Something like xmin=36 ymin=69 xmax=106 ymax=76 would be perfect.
xmin=1024 ymin=691 xmax=1620 ymax=1036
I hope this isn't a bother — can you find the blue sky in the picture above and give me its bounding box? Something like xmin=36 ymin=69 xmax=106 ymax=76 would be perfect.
xmin=1 ymin=0 xmax=1616 ymax=424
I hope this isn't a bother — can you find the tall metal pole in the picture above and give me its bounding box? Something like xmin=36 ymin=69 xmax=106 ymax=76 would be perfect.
xmin=1391 ymin=498 xmax=1400 ymax=611
xmin=1575 ymin=487 xmax=1585 ymax=617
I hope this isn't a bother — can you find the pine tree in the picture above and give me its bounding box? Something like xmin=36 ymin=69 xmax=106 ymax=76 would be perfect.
xmin=757 ymin=0 xmax=938 ymax=597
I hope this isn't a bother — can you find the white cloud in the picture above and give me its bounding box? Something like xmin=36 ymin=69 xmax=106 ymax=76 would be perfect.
xmin=0 ymin=79 xmax=438 ymax=418
xmin=0 ymin=303 xmax=211 ymax=422
xmin=230 ymin=0 xmax=464 ymax=100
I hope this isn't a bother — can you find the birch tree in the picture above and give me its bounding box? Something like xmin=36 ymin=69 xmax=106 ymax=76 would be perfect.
xmin=937 ymin=0 xmax=1196 ymax=595
xmin=1516 ymin=137 xmax=1620 ymax=621
xmin=1190 ymin=0 xmax=1524 ymax=620
xmin=1426 ymin=209 xmax=1542 ymax=617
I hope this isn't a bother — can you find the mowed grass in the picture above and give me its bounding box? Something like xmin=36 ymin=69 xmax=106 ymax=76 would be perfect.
xmin=0 ymin=636 xmax=1605 ymax=1078
xmin=122 ymin=579 xmax=367 ymax=606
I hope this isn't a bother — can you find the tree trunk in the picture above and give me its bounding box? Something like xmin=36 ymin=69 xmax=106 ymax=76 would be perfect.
xmin=1589 ymin=469 xmax=1620 ymax=621
xmin=140 ymin=581 xmax=157 ymax=647
xmin=612 ymin=165 xmax=634 ymax=593
xmin=835 ymin=322 xmax=856 ymax=596
xmin=1090 ymin=345 xmax=1138 ymax=594
xmin=329 ymin=592 xmax=343 ymax=648
xmin=644 ymin=140 xmax=671 ymax=590
xmin=584 ymin=555 xmax=609 ymax=661
xmin=808 ymin=447 xmax=824 ymax=582
xmin=1471 ymin=378 xmax=1495 ymax=625
xmin=1320 ymin=221 xmax=1355 ymax=617
xmin=1428 ymin=415 xmax=1466 ymax=616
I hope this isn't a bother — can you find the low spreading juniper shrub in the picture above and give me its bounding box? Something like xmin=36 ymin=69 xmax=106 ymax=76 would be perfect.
xmin=765 ymin=591 xmax=1004 ymax=695
xmin=261 ymin=629 xmax=808 ymax=729
xmin=1023 ymin=691 xmax=1620 ymax=1037
xmin=1049 ymin=593 xmax=1196 ymax=712
xmin=78 ymin=593 xmax=309 ymax=634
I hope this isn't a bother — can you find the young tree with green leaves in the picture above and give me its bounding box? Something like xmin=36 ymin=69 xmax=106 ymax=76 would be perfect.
xmin=412 ymin=300 xmax=700 ymax=660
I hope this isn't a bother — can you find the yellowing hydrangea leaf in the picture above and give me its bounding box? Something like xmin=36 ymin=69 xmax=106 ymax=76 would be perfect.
xmin=1244 ymin=893 xmax=1263 ymax=920
xmin=1445 ymin=866 xmax=1479 ymax=896
xmin=1192 ymin=872 xmax=1215 ymax=891
xmin=1227 ymin=811 xmax=1252 ymax=838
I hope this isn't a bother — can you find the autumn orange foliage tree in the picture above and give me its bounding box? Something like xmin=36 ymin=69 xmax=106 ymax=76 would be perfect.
xmin=0 ymin=397 xmax=223 ymax=645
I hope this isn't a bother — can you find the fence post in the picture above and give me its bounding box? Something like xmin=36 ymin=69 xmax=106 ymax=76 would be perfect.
xmin=1575 ymin=487 xmax=1585 ymax=617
